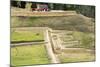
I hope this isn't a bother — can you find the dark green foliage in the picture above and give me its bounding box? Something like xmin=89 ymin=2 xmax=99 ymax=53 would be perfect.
xmin=76 ymin=5 xmax=95 ymax=18
xmin=11 ymin=1 xmax=95 ymax=18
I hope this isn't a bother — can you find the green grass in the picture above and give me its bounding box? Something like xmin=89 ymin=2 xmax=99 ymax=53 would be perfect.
xmin=11 ymin=15 xmax=94 ymax=32
xmin=11 ymin=45 xmax=50 ymax=66
xmin=72 ymin=31 xmax=95 ymax=49
xmin=60 ymin=31 xmax=95 ymax=49
xmin=11 ymin=30 xmax=44 ymax=42
xmin=58 ymin=53 xmax=95 ymax=63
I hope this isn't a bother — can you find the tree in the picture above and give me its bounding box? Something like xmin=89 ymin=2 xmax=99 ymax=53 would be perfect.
xmin=25 ymin=2 xmax=32 ymax=11
xmin=76 ymin=5 xmax=95 ymax=18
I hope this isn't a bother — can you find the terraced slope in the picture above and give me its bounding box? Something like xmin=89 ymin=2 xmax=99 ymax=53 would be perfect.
xmin=49 ymin=29 xmax=95 ymax=63
xmin=11 ymin=14 xmax=94 ymax=33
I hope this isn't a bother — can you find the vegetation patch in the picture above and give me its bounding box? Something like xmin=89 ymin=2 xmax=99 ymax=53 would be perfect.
xmin=11 ymin=44 xmax=50 ymax=66
xmin=58 ymin=52 xmax=95 ymax=63
xmin=11 ymin=15 xmax=94 ymax=32
xmin=11 ymin=30 xmax=44 ymax=42
xmin=72 ymin=31 xmax=95 ymax=49
xmin=60 ymin=31 xmax=95 ymax=49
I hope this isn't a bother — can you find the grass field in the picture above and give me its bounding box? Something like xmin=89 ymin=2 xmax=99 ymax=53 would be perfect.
xmin=58 ymin=31 xmax=95 ymax=63
xmin=11 ymin=44 xmax=50 ymax=66
xmin=58 ymin=52 xmax=95 ymax=63
xmin=60 ymin=31 xmax=95 ymax=49
xmin=11 ymin=30 xmax=44 ymax=42
xmin=72 ymin=31 xmax=95 ymax=49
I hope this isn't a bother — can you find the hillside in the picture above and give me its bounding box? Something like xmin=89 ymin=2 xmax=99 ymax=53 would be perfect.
xmin=11 ymin=14 xmax=94 ymax=33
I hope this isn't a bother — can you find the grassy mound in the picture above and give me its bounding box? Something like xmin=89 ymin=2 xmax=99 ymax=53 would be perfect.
xmin=11 ymin=14 xmax=94 ymax=32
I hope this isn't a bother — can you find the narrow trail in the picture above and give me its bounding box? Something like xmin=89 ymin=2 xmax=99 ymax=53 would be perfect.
xmin=44 ymin=29 xmax=60 ymax=63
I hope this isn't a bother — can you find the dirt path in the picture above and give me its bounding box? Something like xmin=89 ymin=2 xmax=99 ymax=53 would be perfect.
xmin=44 ymin=29 xmax=60 ymax=63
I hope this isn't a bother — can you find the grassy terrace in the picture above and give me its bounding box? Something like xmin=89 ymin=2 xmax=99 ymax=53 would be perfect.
xmin=58 ymin=31 xmax=95 ymax=63
xmin=61 ymin=31 xmax=95 ymax=49
xmin=72 ymin=31 xmax=95 ymax=49
xmin=11 ymin=44 xmax=50 ymax=66
xmin=58 ymin=52 xmax=95 ymax=63
xmin=11 ymin=15 xmax=94 ymax=33
xmin=11 ymin=30 xmax=44 ymax=42
xmin=11 ymin=28 xmax=50 ymax=66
